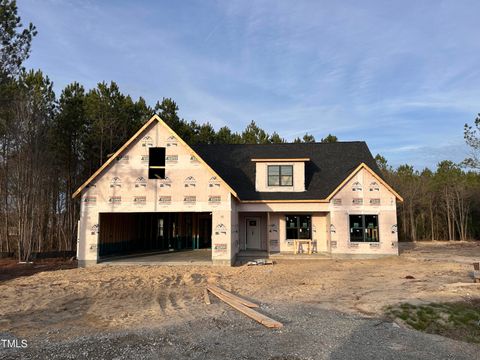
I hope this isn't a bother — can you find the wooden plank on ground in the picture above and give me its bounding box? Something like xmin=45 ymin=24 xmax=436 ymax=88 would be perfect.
xmin=208 ymin=288 xmax=283 ymax=329
xmin=207 ymin=285 xmax=259 ymax=308
xmin=204 ymin=289 xmax=211 ymax=305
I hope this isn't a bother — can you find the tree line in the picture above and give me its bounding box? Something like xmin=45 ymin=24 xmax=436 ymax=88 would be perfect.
xmin=0 ymin=1 xmax=479 ymax=260
xmin=376 ymin=155 xmax=480 ymax=242
xmin=0 ymin=1 xmax=333 ymax=260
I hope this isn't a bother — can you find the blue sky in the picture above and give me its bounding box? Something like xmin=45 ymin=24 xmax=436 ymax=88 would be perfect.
xmin=20 ymin=0 xmax=480 ymax=169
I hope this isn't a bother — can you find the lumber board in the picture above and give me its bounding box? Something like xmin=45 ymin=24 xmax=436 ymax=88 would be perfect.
xmin=207 ymin=285 xmax=259 ymax=308
xmin=208 ymin=289 xmax=283 ymax=329
xmin=204 ymin=289 xmax=211 ymax=305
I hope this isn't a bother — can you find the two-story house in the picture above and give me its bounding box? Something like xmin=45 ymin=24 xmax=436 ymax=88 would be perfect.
xmin=73 ymin=115 xmax=402 ymax=266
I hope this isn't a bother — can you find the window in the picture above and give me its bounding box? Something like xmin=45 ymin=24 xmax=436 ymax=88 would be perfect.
xmin=268 ymin=165 xmax=293 ymax=186
xmin=286 ymin=215 xmax=311 ymax=239
xmin=349 ymin=214 xmax=379 ymax=242
xmin=148 ymin=147 xmax=166 ymax=179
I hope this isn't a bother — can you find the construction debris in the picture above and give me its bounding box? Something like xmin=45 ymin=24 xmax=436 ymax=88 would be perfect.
xmin=207 ymin=285 xmax=258 ymax=308
xmin=207 ymin=285 xmax=283 ymax=329
xmin=204 ymin=289 xmax=211 ymax=305
xmin=247 ymin=259 xmax=274 ymax=266
xmin=473 ymin=262 xmax=480 ymax=283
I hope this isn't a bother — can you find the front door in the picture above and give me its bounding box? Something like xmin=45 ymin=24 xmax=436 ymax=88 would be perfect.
xmin=246 ymin=217 xmax=261 ymax=249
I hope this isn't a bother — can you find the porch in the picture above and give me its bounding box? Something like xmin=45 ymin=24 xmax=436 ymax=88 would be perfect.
xmin=237 ymin=211 xmax=330 ymax=254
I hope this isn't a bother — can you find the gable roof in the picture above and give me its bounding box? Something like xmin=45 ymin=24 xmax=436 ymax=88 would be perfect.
xmin=72 ymin=115 xmax=238 ymax=199
xmin=192 ymin=142 xmax=402 ymax=201
xmin=326 ymin=162 xmax=403 ymax=202
xmin=72 ymin=115 xmax=402 ymax=203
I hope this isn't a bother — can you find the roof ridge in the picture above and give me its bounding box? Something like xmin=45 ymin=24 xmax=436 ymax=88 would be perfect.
xmin=192 ymin=141 xmax=366 ymax=147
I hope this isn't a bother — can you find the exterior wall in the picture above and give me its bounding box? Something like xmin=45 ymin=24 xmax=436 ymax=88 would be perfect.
xmin=231 ymin=198 xmax=240 ymax=257
xmin=77 ymin=118 xmax=400 ymax=265
xmin=255 ymin=161 xmax=305 ymax=192
xmin=238 ymin=202 xmax=330 ymax=212
xmin=328 ymin=168 xmax=399 ymax=255
xmin=268 ymin=213 xmax=281 ymax=253
xmin=237 ymin=168 xmax=399 ymax=257
xmin=277 ymin=212 xmax=328 ymax=253
xmin=313 ymin=213 xmax=329 ymax=252
xmin=77 ymin=120 xmax=234 ymax=266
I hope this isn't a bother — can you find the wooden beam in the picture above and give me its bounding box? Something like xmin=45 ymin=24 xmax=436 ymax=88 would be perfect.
xmin=207 ymin=287 xmax=283 ymax=329
xmin=204 ymin=289 xmax=211 ymax=305
xmin=207 ymin=285 xmax=259 ymax=308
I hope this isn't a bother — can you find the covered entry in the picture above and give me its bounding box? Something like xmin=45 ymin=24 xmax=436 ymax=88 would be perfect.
xmin=98 ymin=212 xmax=212 ymax=258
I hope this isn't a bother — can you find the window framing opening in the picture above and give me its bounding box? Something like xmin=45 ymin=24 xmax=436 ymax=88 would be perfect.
xmin=148 ymin=147 xmax=166 ymax=179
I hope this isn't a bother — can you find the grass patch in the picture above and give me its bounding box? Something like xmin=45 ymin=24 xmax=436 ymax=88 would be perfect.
xmin=385 ymin=299 xmax=480 ymax=343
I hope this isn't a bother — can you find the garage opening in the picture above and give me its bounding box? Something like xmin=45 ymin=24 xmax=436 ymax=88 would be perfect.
xmin=98 ymin=212 xmax=212 ymax=258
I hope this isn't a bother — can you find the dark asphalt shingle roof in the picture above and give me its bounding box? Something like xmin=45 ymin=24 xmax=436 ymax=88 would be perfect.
xmin=191 ymin=141 xmax=383 ymax=201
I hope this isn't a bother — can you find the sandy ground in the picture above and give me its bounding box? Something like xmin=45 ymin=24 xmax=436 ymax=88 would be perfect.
xmin=0 ymin=241 xmax=479 ymax=345
xmin=0 ymin=258 xmax=77 ymax=282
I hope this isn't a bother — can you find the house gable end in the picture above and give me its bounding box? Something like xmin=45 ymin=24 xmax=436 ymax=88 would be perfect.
xmin=326 ymin=163 xmax=403 ymax=202
xmin=73 ymin=115 xmax=238 ymax=200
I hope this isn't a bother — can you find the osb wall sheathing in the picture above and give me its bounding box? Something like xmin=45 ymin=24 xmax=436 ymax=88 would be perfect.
xmin=77 ymin=118 xmax=237 ymax=264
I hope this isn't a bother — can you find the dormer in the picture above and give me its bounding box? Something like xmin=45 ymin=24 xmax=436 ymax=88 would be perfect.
xmin=252 ymin=158 xmax=308 ymax=192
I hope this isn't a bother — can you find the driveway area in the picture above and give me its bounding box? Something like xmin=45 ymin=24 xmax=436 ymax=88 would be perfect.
xmin=2 ymin=304 xmax=478 ymax=360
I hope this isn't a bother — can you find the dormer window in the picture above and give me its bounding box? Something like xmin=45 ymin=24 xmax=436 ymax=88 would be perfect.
xmin=253 ymin=158 xmax=307 ymax=192
xmin=268 ymin=165 xmax=293 ymax=186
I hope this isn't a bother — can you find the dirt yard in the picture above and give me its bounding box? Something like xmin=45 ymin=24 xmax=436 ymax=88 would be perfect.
xmin=0 ymin=258 xmax=77 ymax=282
xmin=1 ymin=241 xmax=479 ymax=345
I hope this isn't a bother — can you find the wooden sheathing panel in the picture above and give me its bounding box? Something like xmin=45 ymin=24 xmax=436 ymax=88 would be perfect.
xmin=328 ymin=167 xmax=399 ymax=255
xmin=77 ymin=117 xmax=234 ymax=263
